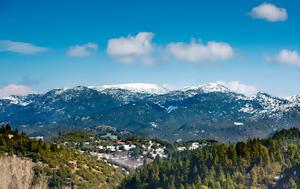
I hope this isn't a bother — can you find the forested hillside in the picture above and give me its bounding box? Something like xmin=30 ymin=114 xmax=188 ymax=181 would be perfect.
xmin=0 ymin=124 xmax=124 ymax=189
xmin=119 ymin=128 xmax=300 ymax=189
xmin=2 ymin=123 xmax=300 ymax=189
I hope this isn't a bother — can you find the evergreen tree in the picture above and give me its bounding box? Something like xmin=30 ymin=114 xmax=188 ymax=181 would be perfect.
xmin=288 ymin=178 xmax=297 ymax=189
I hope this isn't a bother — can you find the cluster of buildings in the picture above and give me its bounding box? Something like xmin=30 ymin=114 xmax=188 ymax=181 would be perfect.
xmin=98 ymin=142 xmax=137 ymax=152
xmin=177 ymin=142 xmax=207 ymax=151
xmin=88 ymin=140 xmax=168 ymax=171
xmin=58 ymin=133 xmax=207 ymax=171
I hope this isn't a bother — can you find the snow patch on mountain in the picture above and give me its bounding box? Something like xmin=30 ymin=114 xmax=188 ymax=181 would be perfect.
xmin=94 ymin=83 xmax=170 ymax=94
xmin=150 ymin=122 xmax=158 ymax=128
xmin=256 ymin=92 xmax=285 ymax=110
xmin=167 ymin=106 xmax=178 ymax=113
xmin=239 ymin=103 xmax=255 ymax=114
xmin=185 ymin=82 xmax=230 ymax=93
xmin=234 ymin=122 xmax=244 ymax=126
xmin=285 ymin=95 xmax=300 ymax=104
xmin=1 ymin=96 xmax=31 ymax=106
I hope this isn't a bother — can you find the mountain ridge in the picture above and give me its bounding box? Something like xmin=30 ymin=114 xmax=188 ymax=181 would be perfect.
xmin=1 ymin=82 xmax=299 ymax=102
xmin=0 ymin=83 xmax=299 ymax=142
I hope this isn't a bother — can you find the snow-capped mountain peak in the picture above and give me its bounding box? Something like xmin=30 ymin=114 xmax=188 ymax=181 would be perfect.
xmin=285 ymin=95 xmax=300 ymax=103
xmin=185 ymin=82 xmax=230 ymax=93
xmin=94 ymin=83 xmax=170 ymax=94
xmin=0 ymin=82 xmax=299 ymax=142
xmin=255 ymin=92 xmax=282 ymax=107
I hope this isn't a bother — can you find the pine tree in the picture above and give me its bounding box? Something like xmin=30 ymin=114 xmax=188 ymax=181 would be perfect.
xmin=288 ymin=178 xmax=297 ymax=189
xmin=250 ymin=167 xmax=258 ymax=188
xmin=194 ymin=175 xmax=202 ymax=188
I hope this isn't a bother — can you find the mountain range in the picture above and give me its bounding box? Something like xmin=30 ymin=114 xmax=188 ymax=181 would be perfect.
xmin=0 ymin=83 xmax=299 ymax=142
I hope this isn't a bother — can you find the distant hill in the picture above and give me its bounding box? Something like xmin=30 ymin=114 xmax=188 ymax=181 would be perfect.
xmin=0 ymin=83 xmax=299 ymax=142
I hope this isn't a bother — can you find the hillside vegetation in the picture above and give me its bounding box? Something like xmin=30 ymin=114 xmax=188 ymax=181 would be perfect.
xmin=119 ymin=128 xmax=300 ymax=189
xmin=0 ymin=124 xmax=125 ymax=189
xmin=3 ymin=123 xmax=300 ymax=189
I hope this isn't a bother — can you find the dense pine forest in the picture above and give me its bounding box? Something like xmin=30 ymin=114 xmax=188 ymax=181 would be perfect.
xmin=119 ymin=128 xmax=300 ymax=189
xmin=0 ymin=124 xmax=124 ymax=189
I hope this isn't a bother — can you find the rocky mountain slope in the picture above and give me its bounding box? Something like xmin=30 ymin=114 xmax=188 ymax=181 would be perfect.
xmin=0 ymin=155 xmax=32 ymax=188
xmin=0 ymin=155 xmax=46 ymax=189
xmin=0 ymin=83 xmax=299 ymax=142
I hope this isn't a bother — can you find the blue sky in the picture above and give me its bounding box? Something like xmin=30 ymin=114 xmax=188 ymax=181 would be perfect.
xmin=0 ymin=0 xmax=299 ymax=97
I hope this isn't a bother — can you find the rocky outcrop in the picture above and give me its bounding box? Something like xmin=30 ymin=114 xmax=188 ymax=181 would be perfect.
xmin=0 ymin=155 xmax=47 ymax=189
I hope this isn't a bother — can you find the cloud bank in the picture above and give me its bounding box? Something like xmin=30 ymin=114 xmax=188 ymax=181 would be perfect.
xmin=167 ymin=40 xmax=234 ymax=63
xmin=218 ymin=81 xmax=257 ymax=96
xmin=250 ymin=3 xmax=288 ymax=22
xmin=0 ymin=84 xmax=33 ymax=98
xmin=0 ymin=40 xmax=49 ymax=54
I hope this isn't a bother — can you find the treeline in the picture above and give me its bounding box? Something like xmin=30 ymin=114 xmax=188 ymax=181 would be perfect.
xmin=119 ymin=128 xmax=300 ymax=189
xmin=0 ymin=124 xmax=124 ymax=189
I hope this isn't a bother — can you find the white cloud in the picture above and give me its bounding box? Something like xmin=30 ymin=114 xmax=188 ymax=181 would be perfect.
xmin=107 ymin=32 xmax=153 ymax=56
xmin=0 ymin=40 xmax=49 ymax=54
xmin=67 ymin=42 xmax=98 ymax=57
xmin=218 ymin=81 xmax=257 ymax=95
xmin=250 ymin=3 xmax=287 ymax=22
xmin=269 ymin=49 xmax=300 ymax=67
xmin=107 ymin=33 xmax=234 ymax=64
xmin=107 ymin=32 xmax=155 ymax=64
xmin=0 ymin=84 xmax=33 ymax=98
xmin=167 ymin=40 xmax=234 ymax=63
